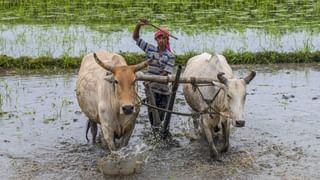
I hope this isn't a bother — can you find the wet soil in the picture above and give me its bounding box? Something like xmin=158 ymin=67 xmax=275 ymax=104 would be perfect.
xmin=0 ymin=64 xmax=319 ymax=180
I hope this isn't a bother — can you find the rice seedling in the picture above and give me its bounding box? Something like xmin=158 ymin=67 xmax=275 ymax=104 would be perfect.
xmin=0 ymin=0 xmax=320 ymax=33
xmin=0 ymin=92 xmax=3 ymax=111
xmin=58 ymin=97 xmax=73 ymax=118
xmin=0 ymin=80 xmax=12 ymax=103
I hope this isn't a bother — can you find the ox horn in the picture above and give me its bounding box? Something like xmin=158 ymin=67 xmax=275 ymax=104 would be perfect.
xmin=93 ymin=53 xmax=114 ymax=73
xmin=244 ymin=71 xmax=256 ymax=84
xmin=217 ymin=72 xmax=228 ymax=85
xmin=133 ymin=60 xmax=149 ymax=72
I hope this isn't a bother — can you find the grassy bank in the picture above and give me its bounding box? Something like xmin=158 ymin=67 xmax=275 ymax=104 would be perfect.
xmin=1 ymin=50 xmax=320 ymax=70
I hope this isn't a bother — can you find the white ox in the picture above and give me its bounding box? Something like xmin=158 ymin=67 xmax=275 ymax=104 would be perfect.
xmin=183 ymin=52 xmax=256 ymax=160
xmin=76 ymin=50 xmax=148 ymax=151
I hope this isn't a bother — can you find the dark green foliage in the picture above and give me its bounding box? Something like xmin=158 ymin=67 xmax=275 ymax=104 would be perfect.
xmin=223 ymin=50 xmax=320 ymax=64
xmin=175 ymin=51 xmax=198 ymax=65
xmin=0 ymin=54 xmax=82 ymax=70
xmin=119 ymin=52 xmax=144 ymax=65
xmin=1 ymin=51 xmax=319 ymax=70
xmin=62 ymin=55 xmax=82 ymax=68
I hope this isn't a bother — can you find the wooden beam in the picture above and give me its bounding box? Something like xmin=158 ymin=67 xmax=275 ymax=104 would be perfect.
xmin=136 ymin=73 xmax=225 ymax=87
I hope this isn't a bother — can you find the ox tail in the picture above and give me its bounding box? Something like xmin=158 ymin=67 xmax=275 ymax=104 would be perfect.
xmin=86 ymin=120 xmax=91 ymax=142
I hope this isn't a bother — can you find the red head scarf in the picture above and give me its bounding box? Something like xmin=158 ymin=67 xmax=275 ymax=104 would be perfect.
xmin=154 ymin=27 xmax=171 ymax=52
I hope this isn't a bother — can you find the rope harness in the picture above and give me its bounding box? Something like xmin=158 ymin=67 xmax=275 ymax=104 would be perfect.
xmin=192 ymin=83 xmax=223 ymax=118
xmin=135 ymin=81 xmax=230 ymax=119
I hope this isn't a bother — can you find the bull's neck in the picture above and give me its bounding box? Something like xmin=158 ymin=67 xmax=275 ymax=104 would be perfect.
xmin=213 ymin=88 xmax=229 ymax=112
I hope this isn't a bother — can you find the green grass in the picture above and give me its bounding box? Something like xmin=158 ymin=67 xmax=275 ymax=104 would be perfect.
xmin=223 ymin=50 xmax=320 ymax=64
xmin=1 ymin=50 xmax=320 ymax=70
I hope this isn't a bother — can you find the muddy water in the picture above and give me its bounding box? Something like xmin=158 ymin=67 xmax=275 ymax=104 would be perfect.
xmin=0 ymin=64 xmax=319 ymax=179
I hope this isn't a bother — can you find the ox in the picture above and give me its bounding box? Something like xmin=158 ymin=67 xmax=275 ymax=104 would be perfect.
xmin=76 ymin=50 xmax=148 ymax=151
xmin=182 ymin=52 xmax=256 ymax=160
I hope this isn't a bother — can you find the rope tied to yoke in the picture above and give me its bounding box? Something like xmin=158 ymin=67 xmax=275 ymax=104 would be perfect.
xmin=192 ymin=83 xmax=223 ymax=118
xmin=135 ymin=81 xmax=229 ymax=119
xmin=189 ymin=76 xmax=221 ymax=118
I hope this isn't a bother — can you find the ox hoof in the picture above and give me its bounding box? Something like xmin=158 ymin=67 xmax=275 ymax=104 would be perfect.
xmin=211 ymin=155 xmax=222 ymax=162
xmin=214 ymin=125 xmax=220 ymax=132
xmin=220 ymin=145 xmax=229 ymax=153
xmin=235 ymin=120 xmax=245 ymax=127
xmin=210 ymin=151 xmax=222 ymax=162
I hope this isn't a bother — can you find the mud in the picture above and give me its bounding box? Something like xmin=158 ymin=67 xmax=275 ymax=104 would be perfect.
xmin=0 ymin=64 xmax=319 ymax=179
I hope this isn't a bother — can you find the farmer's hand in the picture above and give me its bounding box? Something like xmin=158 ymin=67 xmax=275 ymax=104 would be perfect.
xmin=138 ymin=19 xmax=149 ymax=26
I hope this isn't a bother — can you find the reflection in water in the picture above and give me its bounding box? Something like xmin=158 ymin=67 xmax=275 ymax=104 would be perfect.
xmin=0 ymin=25 xmax=320 ymax=57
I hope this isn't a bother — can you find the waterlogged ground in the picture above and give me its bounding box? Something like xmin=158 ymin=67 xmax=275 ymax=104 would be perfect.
xmin=0 ymin=64 xmax=320 ymax=179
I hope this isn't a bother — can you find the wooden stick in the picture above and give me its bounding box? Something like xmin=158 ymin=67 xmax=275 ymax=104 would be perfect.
xmin=149 ymin=23 xmax=178 ymax=40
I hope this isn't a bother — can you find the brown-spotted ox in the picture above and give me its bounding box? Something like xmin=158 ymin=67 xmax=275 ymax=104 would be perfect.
xmin=182 ymin=52 xmax=256 ymax=160
xmin=76 ymin=50 xmax=148 ymax=151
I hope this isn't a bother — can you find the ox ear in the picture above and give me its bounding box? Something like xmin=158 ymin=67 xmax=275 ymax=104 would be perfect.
xmin=93 ymin=53 xmax=114 ymax=73
xmin=133 ymin=60 xmax=149 ymax=72
xmin=212 ymin=81 xmax=227 ymax=92
xmin=243 ymin=71 xmax=256 ymax=84
xmin=217 ymin=72 xmax=228 ymax=85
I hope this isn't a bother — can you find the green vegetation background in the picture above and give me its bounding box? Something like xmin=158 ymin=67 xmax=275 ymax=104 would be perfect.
xmin=1 ymin=0 xmax=320 ymax=33
xmin=1 ymin=50 xmax=320 ymax=70
xmin=1 ymin=0 xmax=320 ymax=69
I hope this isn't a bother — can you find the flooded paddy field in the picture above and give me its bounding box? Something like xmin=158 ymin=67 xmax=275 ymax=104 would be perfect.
xmin=2 ymin=25 xmax=320 ymax=57
xmin=0 ymin=64 xmax=319 ymax=179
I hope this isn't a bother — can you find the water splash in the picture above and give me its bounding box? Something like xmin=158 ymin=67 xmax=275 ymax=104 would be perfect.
xmin=97 ymin=143 xmax=150 ymax=176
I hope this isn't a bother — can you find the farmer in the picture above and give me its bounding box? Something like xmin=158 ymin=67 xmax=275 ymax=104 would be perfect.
xmin=133 ymin=19 xmax=176 ymax=126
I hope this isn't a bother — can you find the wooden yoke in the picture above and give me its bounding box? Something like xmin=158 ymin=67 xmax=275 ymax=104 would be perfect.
xmin=136 ymin=73 xmax=225 ymax=87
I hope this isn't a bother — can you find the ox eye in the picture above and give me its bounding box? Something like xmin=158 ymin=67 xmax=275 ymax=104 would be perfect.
xmin=227 ymin=94 xmax=232 ymax=99
xmin=113 ymin=79 xmax=118 ymax=84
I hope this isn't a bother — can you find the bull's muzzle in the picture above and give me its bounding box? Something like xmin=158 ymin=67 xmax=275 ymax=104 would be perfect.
xmin=122 ymin=105 xmax=134 ymax=114
xmin=235 ymin=120 xmax=245 ymax=127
